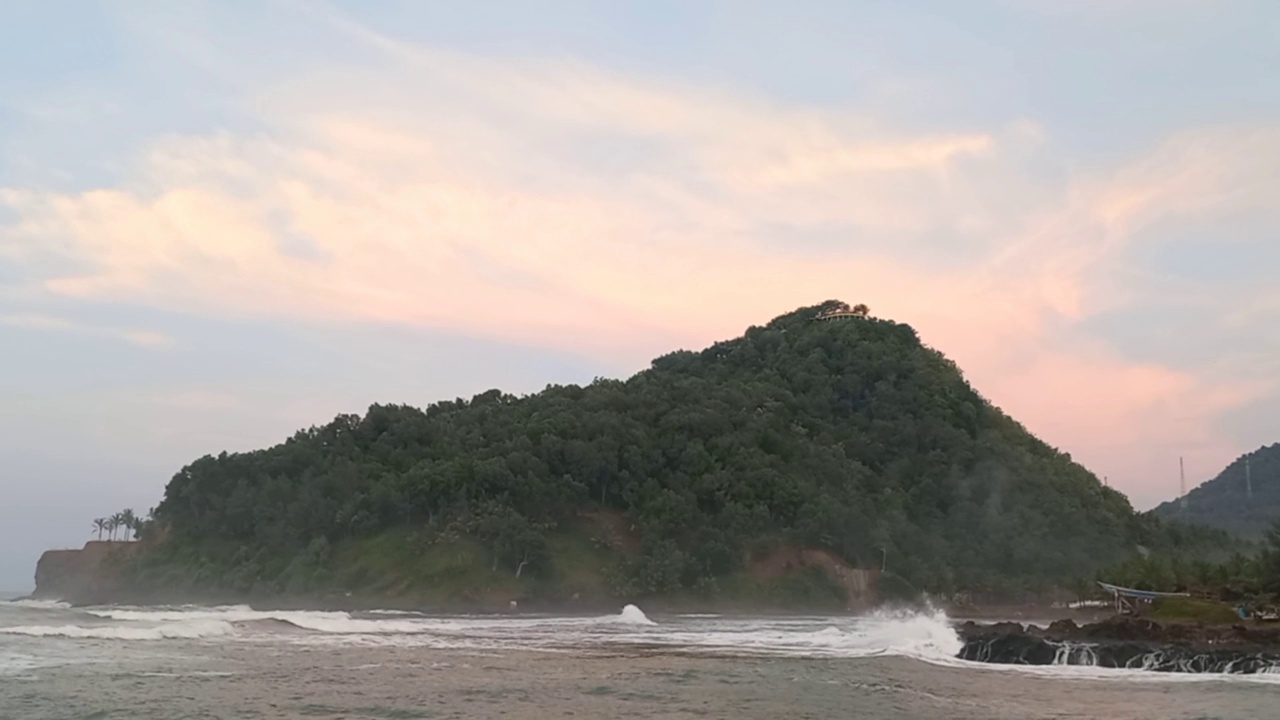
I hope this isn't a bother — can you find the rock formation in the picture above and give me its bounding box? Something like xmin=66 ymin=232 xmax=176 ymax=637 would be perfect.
xmin=33 ymin=541 xmax=138 ymax=604
xmin=957 ymin=616 xmax=1280 ymax=674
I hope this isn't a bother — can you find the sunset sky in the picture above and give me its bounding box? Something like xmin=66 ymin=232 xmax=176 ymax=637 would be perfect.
xmin=2 ymin=0 xmax=1277 ymax=590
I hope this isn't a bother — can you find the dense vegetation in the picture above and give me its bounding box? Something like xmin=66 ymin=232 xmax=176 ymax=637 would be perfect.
xmin=91 ymin=509 xmax=144 ymax=542
xmin=1152 ymin=444 xmax=1280 ymax=539
xmin=1103 ymin=520 xmax=1280 ymax=611
xmin=129 ymin=302 xmax=1229 ymax=606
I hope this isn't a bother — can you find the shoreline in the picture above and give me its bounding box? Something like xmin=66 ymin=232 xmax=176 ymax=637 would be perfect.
xmin=28 ymin=587 xmax=1081 ymax=621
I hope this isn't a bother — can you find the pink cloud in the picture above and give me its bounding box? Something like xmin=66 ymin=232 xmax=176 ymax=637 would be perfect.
xmin=2 ymin=40 xmax=1277 ymax=506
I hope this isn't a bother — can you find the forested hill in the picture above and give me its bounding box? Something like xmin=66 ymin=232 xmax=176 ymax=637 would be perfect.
xmin=1153 ymin=444 xmax=1280 ymax=538
xmin=137 ymin=302 xmax=1216 ymax=605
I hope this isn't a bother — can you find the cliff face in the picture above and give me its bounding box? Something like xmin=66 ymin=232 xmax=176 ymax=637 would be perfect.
xmin=34 ymin=541 xmax=138 ymax=604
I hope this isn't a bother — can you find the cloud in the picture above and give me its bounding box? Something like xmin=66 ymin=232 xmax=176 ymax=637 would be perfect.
xmin=0 ymin=312 xmax=173 ymax=349
xmin=0 ymin=10 xmax=1275 ymax=505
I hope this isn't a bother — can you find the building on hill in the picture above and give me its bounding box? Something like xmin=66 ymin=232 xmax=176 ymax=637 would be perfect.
xmin=816 ymin=302 xmax=870 ymax=321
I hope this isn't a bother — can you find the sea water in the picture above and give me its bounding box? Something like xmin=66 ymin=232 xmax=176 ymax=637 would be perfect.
xmin=1 ymin=599 xmax=1276 ymax=719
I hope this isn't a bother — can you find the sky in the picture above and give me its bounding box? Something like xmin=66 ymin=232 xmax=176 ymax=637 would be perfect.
xmin=1 ymin=0 xmax=1278 ymax=591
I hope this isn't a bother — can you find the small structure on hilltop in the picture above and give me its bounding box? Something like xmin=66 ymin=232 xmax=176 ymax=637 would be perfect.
xmin=1097 ymin=581 xmax=1189 ymax=616
xmin=816 ymin=302 xmax=870 ymax=321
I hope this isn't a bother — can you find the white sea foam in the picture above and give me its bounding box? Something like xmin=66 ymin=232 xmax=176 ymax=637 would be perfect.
xmin=9 ymin=601 xmax=1279 ymax=683
xmin=5 ymin=599 xmax=71 ymax=611
xmin=0 ymin=619 xmax=236 ymax=641
xmin=612 ymin=604 xmax=656 ymax=626
xmin=856 ymin=608 xmax=964 ymax=659
xmin=86 ymin=605 xmax=344 ymax=623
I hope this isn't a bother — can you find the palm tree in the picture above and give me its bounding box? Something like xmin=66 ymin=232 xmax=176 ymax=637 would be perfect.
xmin=92 ymin=518 xmax=107 ymax=541
xmin=106 ymin=516 xmax=120 ymax=542
xmin=135 ymin=509 xmax=155 ymax=542
xmin=120 ymin=509 xmax=138 ymax=541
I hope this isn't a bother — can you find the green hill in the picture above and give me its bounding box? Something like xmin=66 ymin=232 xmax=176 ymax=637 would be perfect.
xmin=1152 ymin=444 xmax=1280 ymax=538
xmin=125 ymin=302 xmax=1223 ymax=608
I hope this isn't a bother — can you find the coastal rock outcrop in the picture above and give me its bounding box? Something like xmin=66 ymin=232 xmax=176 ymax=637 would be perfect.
xmin=958 ymin=617 xmax=1280 ymax=674
xmin=34 ymin=541 xmax=137 ymax=604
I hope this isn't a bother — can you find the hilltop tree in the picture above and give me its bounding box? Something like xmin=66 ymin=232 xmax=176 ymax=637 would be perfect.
xmin=120 ymin=509 xmax=138 ymax=541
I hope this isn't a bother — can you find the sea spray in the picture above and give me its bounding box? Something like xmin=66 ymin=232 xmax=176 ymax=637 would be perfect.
xmin=613 ymin=604 xmax=657 ymax=626
xmin=854 ymin=607 xmax=964 ymax=660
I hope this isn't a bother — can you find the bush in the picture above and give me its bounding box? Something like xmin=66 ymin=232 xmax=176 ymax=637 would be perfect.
xmin=1151 ymin=598 xmax=1240 ymax=625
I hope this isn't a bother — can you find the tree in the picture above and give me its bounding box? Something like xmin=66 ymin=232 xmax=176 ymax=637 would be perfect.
xmin=132 ymin=301 xmax=1228 ymax=601
xmin=120 ymin=509 xmax=138 ymax=541
xmin=106 ymin=516 xmax=119 ymax=542
xmin=851 ymin=303 xmax=870 ymax=317
xmin=1260 ymin=520 xmax=1280 ymax=595
xmin=92 ymin=518 xmax=107 ymax=541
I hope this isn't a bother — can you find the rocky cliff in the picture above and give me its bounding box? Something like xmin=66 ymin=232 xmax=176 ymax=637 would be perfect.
xmin=34 ymin=541 xmax=138 ymax=604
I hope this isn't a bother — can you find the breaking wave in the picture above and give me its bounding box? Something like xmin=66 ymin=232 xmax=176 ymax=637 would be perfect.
xmin=4 ymin=599 xmax=1280 ymax=684
xmin=613 ymin=604 xmax=656 ymax=626
xmin=3 ymin=601 xmax=965 ymax=657
xmin=0 ymin=620 xmax=235 ymax=641
xmin=5 ymin=599 xmax=72 ymax=611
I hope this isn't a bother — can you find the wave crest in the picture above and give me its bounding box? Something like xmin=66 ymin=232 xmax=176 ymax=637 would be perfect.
xmin=0 ymin=620 xmax=235 ymax=641
xmin=612 ymin=604 xmax=656 ymax=626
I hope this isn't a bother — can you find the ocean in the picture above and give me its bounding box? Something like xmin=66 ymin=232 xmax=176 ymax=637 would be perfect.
xmin=1 ymin=599 xmax=1277 ymax=719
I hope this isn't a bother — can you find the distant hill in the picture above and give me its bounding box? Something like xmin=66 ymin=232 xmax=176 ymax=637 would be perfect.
xmin=1153 ymin=444 xmax=1280 ymax=538
xmin=105 ymin=302 xmax=1225 ymax=608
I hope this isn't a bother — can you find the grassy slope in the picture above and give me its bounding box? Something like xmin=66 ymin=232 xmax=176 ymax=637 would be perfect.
xmin=1150 ymin=598 xmax=1241 ymax=625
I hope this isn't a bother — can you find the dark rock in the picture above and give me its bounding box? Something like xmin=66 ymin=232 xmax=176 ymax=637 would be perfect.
xmin=956 ymin=616 xmax=1280 ymax=674
xmin=1044 ymin=619 xmax=1078 ymax=636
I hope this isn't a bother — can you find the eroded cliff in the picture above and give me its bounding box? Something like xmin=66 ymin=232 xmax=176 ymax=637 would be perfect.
xmin=34 ymin=541 xmax=138 ymax=604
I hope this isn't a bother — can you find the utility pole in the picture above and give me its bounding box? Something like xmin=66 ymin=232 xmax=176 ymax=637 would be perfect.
xmin=1246 ymin=456 xmax=1253 ymax=500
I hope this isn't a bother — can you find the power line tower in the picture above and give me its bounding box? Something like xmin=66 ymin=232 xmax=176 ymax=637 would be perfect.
xmin=1179 ymin=457 xmax=1188 ymax=512
xmin=1246 ymin=456 xmax=1253 ymax=500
